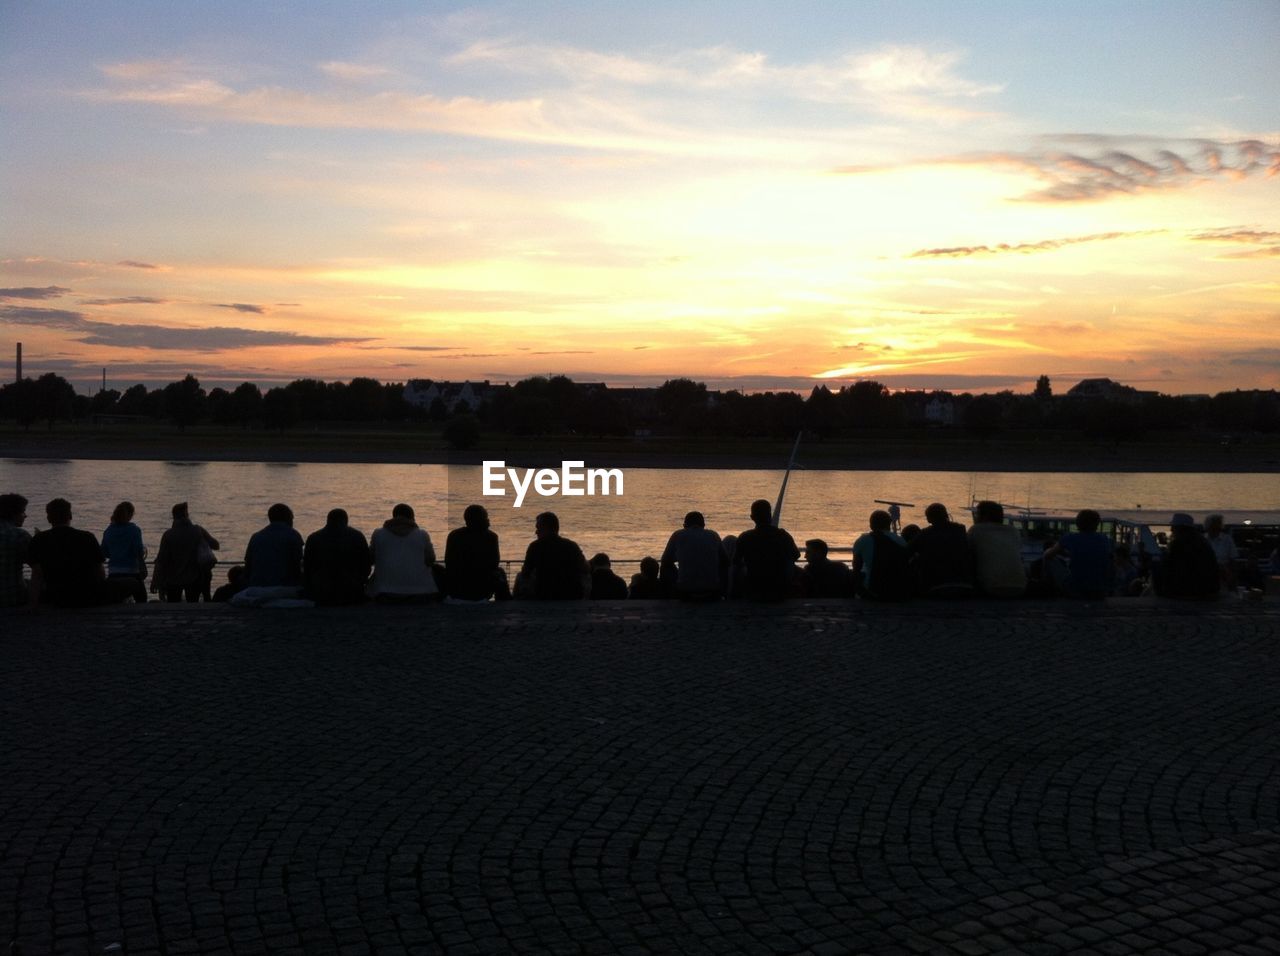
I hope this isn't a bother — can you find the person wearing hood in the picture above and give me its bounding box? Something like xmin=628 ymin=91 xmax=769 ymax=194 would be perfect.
xmin=368 ymin=502 xmax=440 ymax=602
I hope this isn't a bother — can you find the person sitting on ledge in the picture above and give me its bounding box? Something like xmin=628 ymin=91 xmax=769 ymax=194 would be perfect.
xmin=368 ymin=503 xmax=440 ymax=603
xmin=733 ymin=499 xmax=800 ymax=602
xmin=1203 ymin=513 xmax=1239 ymax=590
xmin=853 ymin=510 xmax=910 ymax=601
xmin=629 ymin=556 xmax=664 ymax=599
xmin=520 ymin=511 xmax=587 ymax=600
xmin=968 ymin=500 xmax=1027 ymax=598
xmin=304 ymin=508 xmax=372 ymax=606
xmin=802 ymin=538 xmax=854 ymax=598
xmin=28 ymin=498 xmax=136 ymax=608
xmin=0 ymin=493 xmax=32 ymax=608
xmin=906 ymin=503 xmax=973 ymax=598
xmin=444 ymin=504 xmax=507 ymax=602
xmin=660 ymin=511 xmax=728 ymax=601
xmin=244 ymin=502 xmax=304 ymax=590
xmin=212 ymin=565 xmax=247 ymax=602
xmin=101 ymin=500 xmax=148 ymax=604
xmin=1044 ymin=508 xmax=1114 ymax=599
xmin=589 ymin=553 xmax=629 ymax=600
xmin=1154 ymin=513 xmax=1220 ymax=600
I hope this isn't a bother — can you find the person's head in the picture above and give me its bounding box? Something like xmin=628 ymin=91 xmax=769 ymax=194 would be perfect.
xmin=46 ymin=497 xmax=72 ymax=526
xmin=463 ymin=504 xmax=489 ymax=530
xmin=924 ymin=502 xmax=949 ymax=526
xmin=268 ymin=502 xmax=294 ymax=525
xmin=590 ymin=552 xmax=611 ymax=570
xmin=390 ymin=503 xmax=414 ymax=522
xmin=110 ymin=501 xmax=135 ymax=524
xmin=0 ymin=493 xmax=28 ymax=524
xmin=1075 ymin=509 xmax=1101 ymax=533
xmin=1169 ymin=512 xmax=1196 ymax=536
xmin=227 ymin=564 xmax=245 ymax=584
xmin=326 ymin=508 xmax=349 ymax=527
xmin=900 ymin=524 xmax=921 ymax=544
xmin=639 ymin=556 xmax=659 ymax=578
xmin=536 ymin=511 xmax=560 ymax=537
xmin=750 ymin=499 xmax=772 ymax=526
xmin=974 ymin=500 xmax=1004 ymax=524
xmin=683 ymin=511 xmax=705 ymax=529
xmin=1204 ymin=513 xmax=1224 ymax=536
xmin=869 ymin=509 xmax=892 ymax=532
xmin=804 ymin=538 xmax=829 ymax=562
xmin=172 ymin=501 xmax=189 ymax=520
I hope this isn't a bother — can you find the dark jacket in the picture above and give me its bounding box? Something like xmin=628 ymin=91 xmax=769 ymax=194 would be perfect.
xmin=304 ymin=523 xmax=372 ymax=605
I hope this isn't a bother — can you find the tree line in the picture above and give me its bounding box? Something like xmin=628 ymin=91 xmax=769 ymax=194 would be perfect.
xmin=1 ymin=372 xmax=1277 ymax=443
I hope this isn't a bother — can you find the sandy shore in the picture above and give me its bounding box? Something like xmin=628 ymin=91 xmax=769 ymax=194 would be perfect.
xmin=4 ymin=427 xmax=1278 ymax=472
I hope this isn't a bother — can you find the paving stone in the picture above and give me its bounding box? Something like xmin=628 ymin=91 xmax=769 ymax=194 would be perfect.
xmin=2 ymin=601 xmax=1279 ymax=954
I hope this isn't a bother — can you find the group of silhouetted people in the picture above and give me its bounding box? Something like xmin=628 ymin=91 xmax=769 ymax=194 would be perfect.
xmin=0 ymin=490 xmax=1262 ymax=610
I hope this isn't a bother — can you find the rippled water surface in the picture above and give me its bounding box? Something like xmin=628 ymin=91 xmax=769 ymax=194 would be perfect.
xmin=3 ymin=458 xmax=1278 ymax=568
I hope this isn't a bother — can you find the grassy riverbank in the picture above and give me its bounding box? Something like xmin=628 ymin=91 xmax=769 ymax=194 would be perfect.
xmin=3 ymin=422 xmax=1279 ymax=472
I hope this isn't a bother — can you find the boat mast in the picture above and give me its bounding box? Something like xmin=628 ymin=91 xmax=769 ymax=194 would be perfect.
xmin=773 ymin=432 xmax=803 ymax=527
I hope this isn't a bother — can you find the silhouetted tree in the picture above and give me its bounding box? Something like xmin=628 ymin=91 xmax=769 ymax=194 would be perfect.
xmin=964 ymin=394 xmax=1004 ymax=440
xmin=263 ymin=387 xmax=300 ymax=432
xmin=35 ymin=373 xmax=76 ymax=430
xmin=115 ymin=383 xmax=149 ymax=416
xmin=345 ymin=377 xmax=385 ymax=421
xmin=0 ymin=379 xmax=40 ymax=430
xmin=163 ymin=375 xmax=207 ymax=431
xmin=1034 ymin=375 xmax=1052 ymax=400
xmin=230 ymin=382 xmax=263 ymax=427
xmin=656 ymin=378 xmax=707 ymax=430
xmin=90 ymin=388 xmax=120 ymax=416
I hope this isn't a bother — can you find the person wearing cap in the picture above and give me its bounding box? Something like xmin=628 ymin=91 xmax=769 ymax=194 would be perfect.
xmin=660 ymin=510 xmax=729 ymax=601
xmin=1154 ymin=513 xmax=1219 ymax=599
xmin=151 ymin=501 xmax=221 ymax=602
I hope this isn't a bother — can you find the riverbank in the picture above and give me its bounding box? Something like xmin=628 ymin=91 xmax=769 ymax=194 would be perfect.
xmin=4 ymin=423 xmax=1279 ymax=472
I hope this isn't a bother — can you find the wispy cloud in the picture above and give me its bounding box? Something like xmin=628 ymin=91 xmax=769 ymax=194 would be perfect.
xmin=909 ymin=230 xmax=1154 ymax=259
xmin=1189 ymin=227 xmax=1280 ymax=260
xmin=0 ymin=286 xmax=71 ymax=300
xmin=118 ymin=259 xmax=161 ymax=269
xmin=0 ymin=305 xmax=371 ymax=350
xmin=836 ymin=137 xmax=1280 ymax=202
xmin=213 ymin=302 xmax=266 ymax=314
xmin=80 ymin=295 xmax=168 ymax=306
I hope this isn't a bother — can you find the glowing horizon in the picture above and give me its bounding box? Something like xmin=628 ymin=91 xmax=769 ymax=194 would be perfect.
xmin=2 ymin=1 xmax=1277 ymax=396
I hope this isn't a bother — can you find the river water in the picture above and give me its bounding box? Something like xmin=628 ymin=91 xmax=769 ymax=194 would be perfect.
xmin=3 ymin=458 xmax=1277 ymax=569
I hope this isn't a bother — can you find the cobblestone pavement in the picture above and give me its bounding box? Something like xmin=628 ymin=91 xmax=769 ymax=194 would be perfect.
xmin=3 ymin=600 xmax=1279 ymax=955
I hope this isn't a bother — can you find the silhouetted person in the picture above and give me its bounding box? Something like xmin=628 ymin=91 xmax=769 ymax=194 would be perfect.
xmin=589 ymin=553 xmax=629 ymax=600
xmin=900 ymin=524 xmax=922 ymax=546
xmin=968 ymin=500 xmax=1027 ymax=598
xmin=629 ymin=556 xmax=664 ymax=599
xmin=368 ymin=502 xmax=439 ymax=602
xmin=150 ymin=502 xmax=221 ymax=602
xmin=1203 ymin=513 xmax=1239 ymax=589
xmin=28 ymin=498 xmax=135 ymax=607
xmin=244 ymin=502 xmax=304 ymax=589
xmin=907 ymin=503 xmax=973 ymax=598
xmin=444 ymin=504 xmax=506 ymax=602
xmin=1154 ymin=513 xmax=1220 ymax=600
xmin=0 ymin=493 xmax=32 ymax=608
xmin=853 ymin=510 xmax=910 ymax=601
xmin=304 ymin=508 xmax=372 ymax=606
xmin=520 ymin=512 xmax=587 ymax=600
xmin=212 ymin=565 xmax=247 ymax=602
xmin=733 ymin=499 xmax=800 ymax=601
xmin=101 ymin=500 xmax=147 ymax=604
xmin=1044 ymin=508 xmax=1114 ymax=599
xmin=660 ymin=511 xmax=728 ymax=600
xmin=802 ymin=539 xmax=854 ymax=598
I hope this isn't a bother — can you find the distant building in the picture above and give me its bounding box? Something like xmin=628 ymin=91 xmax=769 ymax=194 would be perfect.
xmin=924 ymin=396 xmax=955 ymax=426
xmin=1066 ymin=378 xmax=1158 ymax=403
xmin=403 ymin=380 xmax=506 ymax=413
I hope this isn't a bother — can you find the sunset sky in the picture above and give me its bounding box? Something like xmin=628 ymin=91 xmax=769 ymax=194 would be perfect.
xmin=2 ymin=1 xmax=1277 ymax=396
